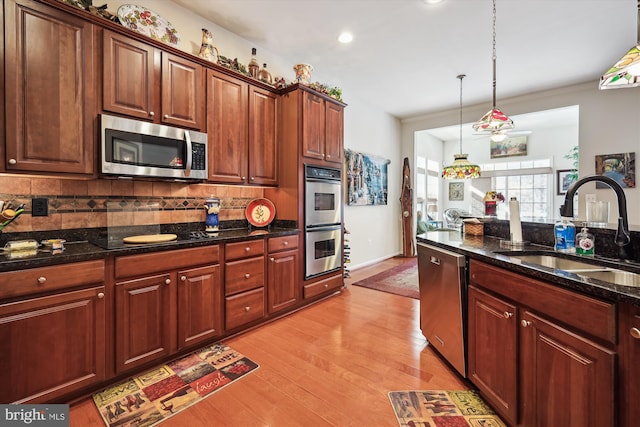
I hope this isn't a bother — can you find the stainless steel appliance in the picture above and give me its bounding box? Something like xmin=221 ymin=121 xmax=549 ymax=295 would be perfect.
xmin=100 ymin=114 xmax=208 ymax=181
xmin=417 ymin=242 xmax=467 ymax=377
xmin=304 ymin=165 xmax=342 ymax=278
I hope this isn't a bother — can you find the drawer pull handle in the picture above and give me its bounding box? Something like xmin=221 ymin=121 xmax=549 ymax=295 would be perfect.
xmin=242 ymin=176 xmax=246 ymax=180
xmin=324 ymin=284 xmax=329 ymax=288
xmin=250 ymin=177 xmax=255 ymax=181
xmin=630 ymin=327 xmax=640 ymax=339
xmin=521 ymin=320 xmax=532 ymax=328
xmin=97 ymin=292 xmax=105 ymax=299
xmin=163 ymin=114 xmax=169 ymax=119
xmin=270 ymin=257 xmax=275 ymax=262
xmin=165 ymin=278 xmax=171 ymax=285
xmin=8 ymin=158 xmax=17 ymax=165
xmin=181 ymin=275 xmax=187 ymax=281
xmin=283 ymin=241 xmax=289 ymax=246
xmin=244 ymin=306 xmax=250 ymax=312
xmin=245 ymin=247 xmax=250 ymax=252
xmin=504 ymin=311 xmax=513 ymax=319
xmin=245 ymin=273 xmax=251 ymax=279
xmin=37 ymin=276 xmax=46 ymax=284
xmin=149 ymin=111 xmax=155 ymax=117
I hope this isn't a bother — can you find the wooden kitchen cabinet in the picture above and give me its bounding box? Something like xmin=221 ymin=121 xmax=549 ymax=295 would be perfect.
xmin=114 ymin=246 xmax=221 ymax=374
xmin=619 ymin=302 xmax=640 ymax=427
xmin=301 ymin=90 xmax=344 ymax=165
xmin=468 ymin=260 xmax=616 ymax=427
xmin=0 ymin=260 xmax=106 ymax=403
xmin=224 ymin=239 xmax=266 ymax=329
xmin=103 ymin=29 xmax=205 ymax=130
xmin=4 ymin=0 xmax=96 ymax=175
xmin=207 ymin=69 xmax=278 ymax=185
xmin=267 ymin=234 xmax=300 ymax=314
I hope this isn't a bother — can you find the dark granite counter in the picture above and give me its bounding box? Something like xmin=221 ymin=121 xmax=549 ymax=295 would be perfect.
xmin=0 ymin=224 xmax=299 ymax=273
xmin=418 ymin=230 xmax=640 ymax=306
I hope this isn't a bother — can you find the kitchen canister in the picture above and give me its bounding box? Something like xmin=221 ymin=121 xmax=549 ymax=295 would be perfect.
xmin=205 ymin=196 xmax=220 ymax=233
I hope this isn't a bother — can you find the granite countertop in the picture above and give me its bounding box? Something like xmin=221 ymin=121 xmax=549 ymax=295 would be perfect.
xmin=0 ymin=226 xmax=299 ymax=273
xmin=418 ymin=231 xmax=640 ymax=306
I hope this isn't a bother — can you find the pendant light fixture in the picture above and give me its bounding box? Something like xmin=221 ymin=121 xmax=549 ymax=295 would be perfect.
xmin=442 ymin=74 xmax=481 ymax=180
xmin=472 ymin=0 xmax=514 ymax=143
xmin=600 ymin=0 xmax=640 ymax=89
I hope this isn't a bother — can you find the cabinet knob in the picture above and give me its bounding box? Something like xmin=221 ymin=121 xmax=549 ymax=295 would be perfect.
xmin=181 ymin=275 xmax=187 ymax=281
xmin=8 ymin=158 xmax=17 ymax=165
xmin=503 ymin=311 xmax=513 ymax=319
xmin=165 ymin=278 xmax=171 ymax=285
xmin=250 ymin=177 xmax=255 ymax=181
xmin=245 ymin=273 xmax=251 ymax=279
xmin=270 ymin=257 xmax=275 ymax=262
xmin=163 ymin=114 xmax=169 ymax=119
xmin=37 ymin=276 xmax=46 ymax=284
xmin=324 ymin=284 xmax=329 ymax=288
xmin=630 ymin=327 xmax=640 ymax=339
xmin=521 ymin=320 xmax=532 ymax=327
xmin=244 ymin=306 xmax=251 ymax=312
xmin=283 ymin=241 xmax=289 ymax=246
xmin=97 ymin=292 xmax=105 ymax=299
xmin=242 ymin=176 xmax=246 ymax=180
xmin=149 ymin=111 xmax=155 ymax=117
xmin=245 ymin=247 xmax=250 ymax=252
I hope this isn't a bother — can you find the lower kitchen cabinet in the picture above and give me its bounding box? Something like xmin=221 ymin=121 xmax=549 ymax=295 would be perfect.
xmin=0 ymin=260 xmax=106 ymax=403
xmin=619 ymin=303 xmax=640 ymax=427
xmin=114 ymin=246 xmax=221 ymax=374
xmin=303 ymin=273 xmax=343 ymax=299
xmin=468 ymin=260 xmax=616 ymax=427
xmin=267 ymin=234 xmax=300 ymax=314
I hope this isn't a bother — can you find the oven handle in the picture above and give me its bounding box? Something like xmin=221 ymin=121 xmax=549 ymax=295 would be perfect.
xmin=305 ymin=224 xmax=342 ymax=231
xmin=184 ymin=130 xmax=192 ymax=177
xmin=305 ymin=177 xmax=341 ymax=184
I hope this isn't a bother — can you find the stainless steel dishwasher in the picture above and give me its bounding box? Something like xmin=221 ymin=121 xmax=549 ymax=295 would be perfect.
xmin=417 ymin=242 xmax=467 ymax=377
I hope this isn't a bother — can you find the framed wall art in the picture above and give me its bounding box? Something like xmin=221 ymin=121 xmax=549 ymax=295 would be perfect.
xmin=448 ymin=182 xmax=464 ymax=201
xmin=594 ymin=152 xmax=635 ymax=188
xmin=490 ymin=135 xmax=528 ymax=158
xmin=344 ymin=148 xmax=390 ymax=206
xmin=557 ymin=169 xmax=577 ymax=195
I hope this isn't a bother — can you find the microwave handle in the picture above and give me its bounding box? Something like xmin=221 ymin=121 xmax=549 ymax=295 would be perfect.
xmin=184 ymin=130 xmax=192 ymax=177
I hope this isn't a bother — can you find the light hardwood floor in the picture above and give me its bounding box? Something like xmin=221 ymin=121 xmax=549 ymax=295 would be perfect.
xmin=70 ymin=257 xmax=470 ymax=426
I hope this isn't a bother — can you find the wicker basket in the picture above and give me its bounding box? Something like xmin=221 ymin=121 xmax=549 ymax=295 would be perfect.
xmin=464 ymin=222 xmax=484 ymax=236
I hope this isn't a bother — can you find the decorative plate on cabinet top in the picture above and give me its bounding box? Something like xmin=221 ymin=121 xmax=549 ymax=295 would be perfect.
xmin=117 ymin=4 xmax=180 ymax=46
xmin=246 ymin=198 xmax=276 ymax=228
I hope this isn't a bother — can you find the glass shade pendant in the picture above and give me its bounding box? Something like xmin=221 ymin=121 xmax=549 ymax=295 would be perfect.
xmin=473 ymin=0 xmax=514 ymax=138
xmin=442 ymin=74 xmax=481 ymax=180
xmin=600 ymin=1 xmax=640 ymax=89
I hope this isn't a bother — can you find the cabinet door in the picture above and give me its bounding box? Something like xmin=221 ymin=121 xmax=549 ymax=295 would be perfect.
xmin=619 ymin=303 xmax=640 ymax=427
xmin=177 ymin=265 xmax=222 ymax=349
xmin=161 ymin=53 xmax=205 ymax=130
xmin=324 ymin=101 xmax=344 ymax=164
xmin=468 ymin=285 xmax=518 ymax=426
xmin=115 ymin=274 xmax=176 ymax=374
xmin=103 ymin=30 xmax=157 ymax=121
xmin=0 ymin=287 xmax=105 ymax=403
xmin=5 ymin=0 xmax=95 ymax=174
xmin=301 ymin=91 xmax=325 ymax=161
xmin=268 ymin=248 xmax=300 ymax=314
xmin=520 ymin=310 xmax=615 ymax=427
xmin=207 ymin=69 xmax=248 ymax=183
xmin=248 ymin=86 xmax=278 ymax=185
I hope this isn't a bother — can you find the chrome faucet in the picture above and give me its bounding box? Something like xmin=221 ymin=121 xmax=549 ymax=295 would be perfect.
xmin=559 ymin=175 xmax=632 ymax=259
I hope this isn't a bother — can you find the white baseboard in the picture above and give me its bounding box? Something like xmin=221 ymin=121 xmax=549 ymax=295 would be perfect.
xmin=349 ymin=253 xmax=403 ymax=271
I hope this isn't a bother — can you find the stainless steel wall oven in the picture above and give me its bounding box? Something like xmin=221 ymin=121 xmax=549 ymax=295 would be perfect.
xmin=304 ymin=165 xmax=343 ymax=278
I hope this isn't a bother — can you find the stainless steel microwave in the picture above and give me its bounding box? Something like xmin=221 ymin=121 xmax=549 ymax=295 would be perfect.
xmin=100 ymin=114 xmax=208 ymax=181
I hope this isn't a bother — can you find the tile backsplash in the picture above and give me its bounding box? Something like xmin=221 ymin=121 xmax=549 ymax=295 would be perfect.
xmin=0 ymin=175 xmax=264 ymax=232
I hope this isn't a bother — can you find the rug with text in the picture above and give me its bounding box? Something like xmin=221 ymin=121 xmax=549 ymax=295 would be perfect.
xmin=389 ymin=390 xmax=506 ymax=427
xmin=352 ymin=258 xmax=418 ymax=299
xmin=92 ymin=343 xmax=258 ymax=427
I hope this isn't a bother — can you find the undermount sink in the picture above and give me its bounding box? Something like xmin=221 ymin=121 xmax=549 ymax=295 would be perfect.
xmin=500 ymin=252 xmax=640 ymax=288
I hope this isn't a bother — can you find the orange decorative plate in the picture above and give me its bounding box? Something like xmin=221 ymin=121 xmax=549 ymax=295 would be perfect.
xmin=245 ymin=198 xmax=276 ymax=227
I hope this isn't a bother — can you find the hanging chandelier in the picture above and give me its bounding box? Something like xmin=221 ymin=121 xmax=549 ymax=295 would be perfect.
xmin=442 ymin=74 xmax=481 ymax=180
xmin=600 ymin=0 xmax=640 ymax=89
xmin=472 ymin=0 xmax=514 ymax=143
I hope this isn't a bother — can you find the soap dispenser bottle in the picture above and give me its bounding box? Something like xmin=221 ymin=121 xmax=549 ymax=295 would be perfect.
xmin=576 ymin=223 xmax=595 ymax=256
xmin=555 ymin=217 xmax=576 ymax=253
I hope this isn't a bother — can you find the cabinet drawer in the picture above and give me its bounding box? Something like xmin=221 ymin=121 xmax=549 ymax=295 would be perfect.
xmin=469 ymin=260 xmax=616 ymax=344
xmin=116 ymin=245 xmax=220 ymax=279
xmin=303 ymin=274 xmax=343 ymax=299
xmin=268 ymin=234 xmax=299 ymax=253
xmin=225 ymin=240 xmax=264 ymax=261
xmin=225 ymin=287 xmax=265 ymax=330
xmin=0 ymin=260 xmax=105 ymax=300
xmin=225 ymin=256 xmax=265 ymax=295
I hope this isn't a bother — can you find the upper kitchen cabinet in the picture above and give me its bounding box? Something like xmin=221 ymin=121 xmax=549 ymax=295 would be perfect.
xmin=103 ymin=30 xmax=205 ymax=131
xmin=4 ymin=0 xmax=96 ymax=175
xmin=301 ymin=89 xmax=344 ymax=165
xmin=207 ymin=69 xmax=278 ymax=185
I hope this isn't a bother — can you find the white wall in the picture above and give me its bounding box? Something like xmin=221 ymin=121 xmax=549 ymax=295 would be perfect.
xmin=402 ymin=82 xmax=640 ymax=226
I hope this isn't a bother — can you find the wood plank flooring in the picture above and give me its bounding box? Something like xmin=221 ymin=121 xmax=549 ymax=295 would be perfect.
xmin=70 ymin=257 xmax=470 ymax=426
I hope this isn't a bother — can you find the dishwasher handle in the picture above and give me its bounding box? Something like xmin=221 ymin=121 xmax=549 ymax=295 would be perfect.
xmin=430 ymin=256 xmax=441 ymax=266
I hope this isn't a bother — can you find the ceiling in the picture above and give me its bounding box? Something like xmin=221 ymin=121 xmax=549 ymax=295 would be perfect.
xmin=169 ymin=0 xmax=637 ymax=121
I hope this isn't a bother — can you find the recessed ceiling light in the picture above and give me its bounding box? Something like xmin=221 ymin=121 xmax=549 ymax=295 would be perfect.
xmin=338 ymin=32 xmax=353 ymax=44
xmin=424 ymin=0 xmax=444 ymax=4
